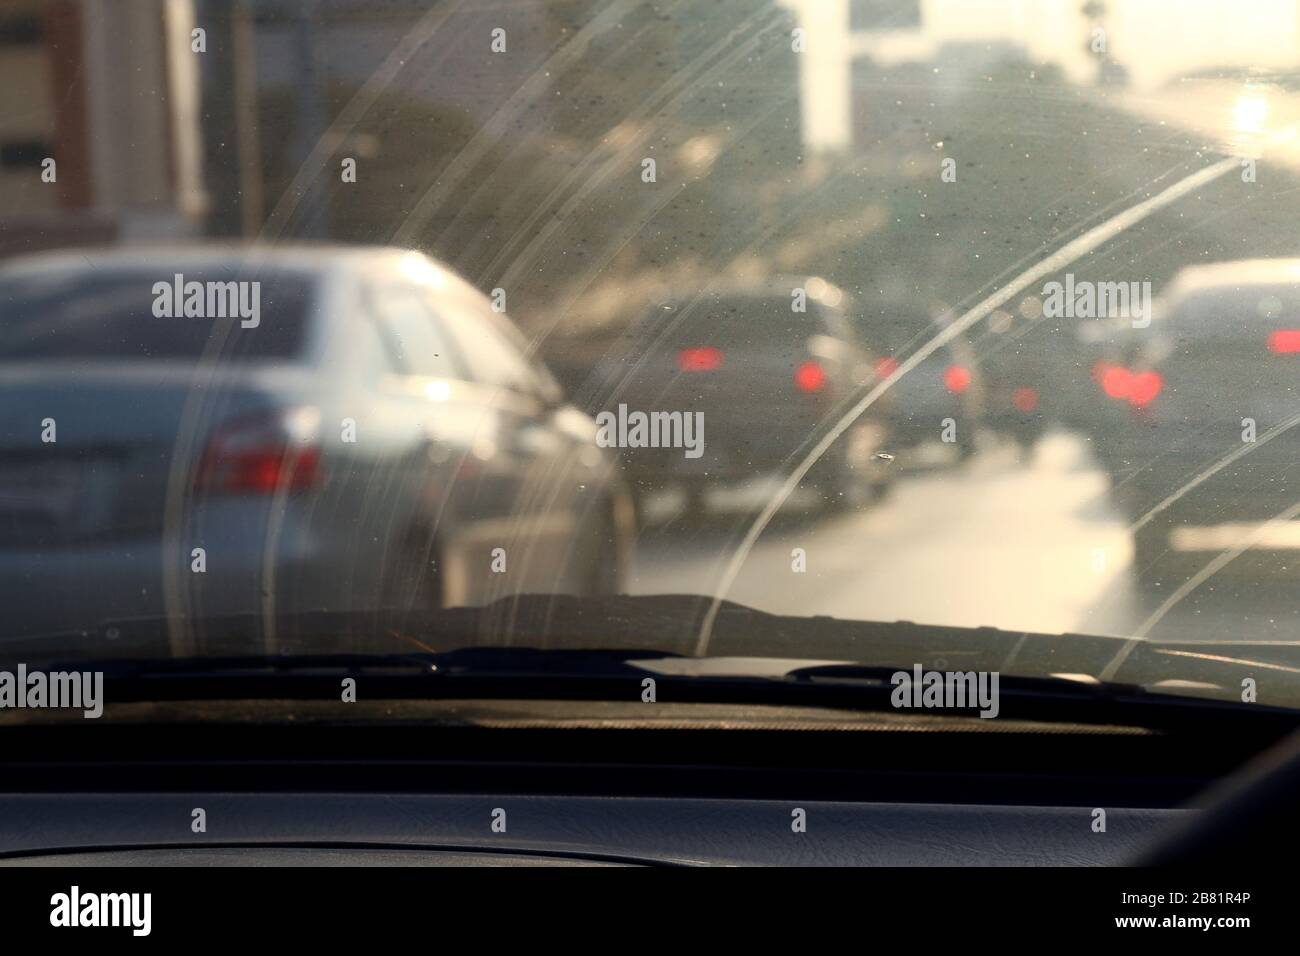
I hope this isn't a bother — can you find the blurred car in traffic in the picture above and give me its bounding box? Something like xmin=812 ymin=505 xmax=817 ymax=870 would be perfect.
xmin=1072 ymin=311 xmax=1153 ymax=482
xmin=0 ymin=244 xmax=633 ymax=641
xmin=1096 ymin=260 xmax=1300 ymax=588
xmin=855 ymin=301 xmax=985 ymax=463
xmin=588 ymin=278 xmax=894 ymax=518
xmin=978 ymin=337 xmax=1051 ymax=458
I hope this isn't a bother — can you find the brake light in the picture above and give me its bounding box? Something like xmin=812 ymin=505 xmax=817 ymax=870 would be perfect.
xmin=875 ymin=356 xmax=900 ymax=378
xmin=1268 ymin=330 xmax=1300 ymax=354
xmin=794 ymin=360 xmax=826 ymax=393
xmin=1096 ymin=360 xmax=1161 ymax=408
xmin=1127 ymin=370 xmax=1163 ymax=408
xmin=678 ymin=347 xmax=723 ymax=372
xmin=942 ymin=364 xmax=971 ymax=393
xmin=1100 ymin=365 xmax=1132 ymax=400
xmin=195 ymin=407 xmax=322 ymax=494
xmin=1012 ymin=387 xmax=1038 ymax=412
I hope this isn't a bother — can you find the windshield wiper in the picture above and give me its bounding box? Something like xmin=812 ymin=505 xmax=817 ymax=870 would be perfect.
xmin=7 ymin=594 xmax=1300 ymax=726
xmin=12 ymin=642 xmax=1297 ymax=735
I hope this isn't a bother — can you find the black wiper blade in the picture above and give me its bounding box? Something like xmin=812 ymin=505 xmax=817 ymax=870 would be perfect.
xmin=8 ymin=595 xmax=1300 ymax=723
xmin=46 ymin=652 xmax=440 ymax=680
xmin=782 ymin=661 xmax=1137 ymax=715
xmin=784 ymin=662 xmax=1127 ymax=693
xmin=31 ymin=647 xmax=688 ymax=680
xmin=15 ymin=646 xmax=1297 ymax=736
xmin=779 ymin=661 xmax=1300 ymax=731
xmin=15 ymin=645 xmax=688 ymax=704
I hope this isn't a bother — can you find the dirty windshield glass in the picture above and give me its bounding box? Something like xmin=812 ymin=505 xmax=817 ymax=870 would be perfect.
xmin=1 ymin=0 xmax=1298 ymax=712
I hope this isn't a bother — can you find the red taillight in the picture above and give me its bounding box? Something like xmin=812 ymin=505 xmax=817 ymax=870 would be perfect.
xmin=794 ymin=360 xmax=826 ymax=393
xmin=1012 ymin=387 xmax=1038 ymax=412
xmin=1097 ymin=363 xmax=1162 ymax=408
xmin=1128 ymin=370 xmax=1163 ymax=408
xmin=1100 ymin=365 xmax=1132 ymax=400
xmin=678 ymin=347 xmax=723 ymax=372
xmin=195 ymin=407 xmax=322 ymax=495
xmin=1268 ymin=330 xmax=1300 ymax=354
xmin=875 ymin=356 xmax=900 ymax=378
xmin=942 ymin=364 xmax=971 ymax=393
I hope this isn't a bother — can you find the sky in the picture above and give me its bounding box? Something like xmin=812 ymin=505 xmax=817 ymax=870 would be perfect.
xmin=783 ymin=0 xmax=1300 ymax=152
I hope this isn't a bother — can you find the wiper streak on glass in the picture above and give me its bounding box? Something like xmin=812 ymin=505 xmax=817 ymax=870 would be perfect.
xmin=694 ymin=156 xmax=1242 ymax=656
xmin=1101 ymin=496 xmax=1300 ymax=680
xmin=1128 ymin=409 xmax=1300 ymax=534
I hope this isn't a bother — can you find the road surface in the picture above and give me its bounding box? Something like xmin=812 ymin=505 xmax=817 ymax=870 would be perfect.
xmin=628 ymin=430 xmax=1300 ymax=643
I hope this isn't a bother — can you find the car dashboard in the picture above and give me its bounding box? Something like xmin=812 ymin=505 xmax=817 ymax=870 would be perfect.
xmin=0 ymin=698 xmax=1266 ymax=867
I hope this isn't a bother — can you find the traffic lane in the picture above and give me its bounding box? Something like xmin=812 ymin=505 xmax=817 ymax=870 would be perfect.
xmin=628 ymin=430 xmax=1298 ymax=643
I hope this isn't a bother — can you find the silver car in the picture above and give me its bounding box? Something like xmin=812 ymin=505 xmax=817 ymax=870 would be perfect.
xmin=0 ymin=244 xmax=634 ymax=649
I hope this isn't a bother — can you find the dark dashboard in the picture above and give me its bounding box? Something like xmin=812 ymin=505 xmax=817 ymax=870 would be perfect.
xmin=0 ymin=699 xmax=1285 ymax=867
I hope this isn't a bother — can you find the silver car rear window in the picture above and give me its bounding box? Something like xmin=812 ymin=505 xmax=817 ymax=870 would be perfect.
xmin=0 ymin=269 xmax=313 ymax=361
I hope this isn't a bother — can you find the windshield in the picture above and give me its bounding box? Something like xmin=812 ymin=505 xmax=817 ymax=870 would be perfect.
xmin=1 ymin=0 xmax=1298 ymax=715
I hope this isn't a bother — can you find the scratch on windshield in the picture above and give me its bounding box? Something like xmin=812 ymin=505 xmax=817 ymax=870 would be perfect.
xmin=695 ymin=156 xmax=1239 ymax=656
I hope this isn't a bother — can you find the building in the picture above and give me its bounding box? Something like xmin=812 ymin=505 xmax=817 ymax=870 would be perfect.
xmin=0 ymin=0 xmax=204 ymax=258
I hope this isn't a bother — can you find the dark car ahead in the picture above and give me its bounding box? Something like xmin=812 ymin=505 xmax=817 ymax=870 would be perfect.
xmin=0 ymin=245 xmax=633 ymax=644
xmin=855 ymin=301 xmax=985 ymax=462
xmin=978 ymin=333 xmax=1053 ymax=457
xmin=590 ymin=278 xmax=894 ymax=516
xmin=1099 ymin=260 xmax=1300 ymax=588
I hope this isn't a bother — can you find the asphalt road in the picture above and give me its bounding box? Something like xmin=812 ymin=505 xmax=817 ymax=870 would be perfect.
xmin=628 ymin=430 xmax=1300 ymax=644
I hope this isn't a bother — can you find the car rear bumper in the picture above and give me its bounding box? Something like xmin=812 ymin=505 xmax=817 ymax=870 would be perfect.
xmin=1126 ymin=448 xmax=1300 ymax=579
xmin=0 ymin=514 xmax=381 ymax=651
